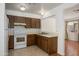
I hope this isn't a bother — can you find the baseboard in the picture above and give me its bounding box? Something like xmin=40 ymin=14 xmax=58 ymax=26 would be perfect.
xmin=57 ymin=52 xmax=65 ymax=56
xmin=56 ymin=53 xmax=62 ymax=56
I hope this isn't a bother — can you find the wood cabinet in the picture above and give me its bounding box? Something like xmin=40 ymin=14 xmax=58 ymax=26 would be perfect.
xmin=31 ymin=18 xmax=40 ymax=28
xmin=31 ymin=19 xmax=36 ymax=28
xmin=36 ymin=35 xmax=41 ymax=47
xmin=47 ymin=37 xmax=57 ymax=54
xmin=27 ymin=34 xmax=57 ymax=55
xmin=36 ymin=35 xmax=58 ymax=55
xmin=7 ymin=15 xmax=15 ymax=28
xmin=7 ymin=15 xmax=41 ymax=28
xmin=35 ymin=19 xmax=41 ymax=28
xmin=27 ymin=34 xmax=35 ymax=46
xmin=8 ymin=35 xmax=14 ymax=49
xmin=14 ymin=16 xmax=26 ymax=23
xmin=25 ymin=18 xmax=31 ymax=28
xmin=41 ymin=37 xmax=48 ymax=52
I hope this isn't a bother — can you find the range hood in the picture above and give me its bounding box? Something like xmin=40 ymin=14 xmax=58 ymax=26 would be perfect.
xmin=14 ymin=23 xmax=26 ymax=26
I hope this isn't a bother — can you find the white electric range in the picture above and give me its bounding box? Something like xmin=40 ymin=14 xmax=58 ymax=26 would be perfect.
xmin=14 ymin=26 xmax=27 ymax=49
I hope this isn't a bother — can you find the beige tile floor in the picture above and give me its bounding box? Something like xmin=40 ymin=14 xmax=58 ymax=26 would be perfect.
xmin=8 ymin=45 xmax=48 ymax=56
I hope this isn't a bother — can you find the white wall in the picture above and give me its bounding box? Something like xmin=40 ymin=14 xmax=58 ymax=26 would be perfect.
xmin=6 ymin=9 xmax=42 ymax=19
xmin=56 ymin=8 xmax=65 ymax=55
xmin=0 ymin=3 xmax=8 ymax=56
xmin=4 ymin=15 xmax=9 ymax=56
xmin=41 ymin=16 xmax=56 ymax=33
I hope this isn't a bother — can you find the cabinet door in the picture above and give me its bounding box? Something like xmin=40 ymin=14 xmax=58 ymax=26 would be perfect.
xmin=8 ymin=35 xmax=14 ymax=49
xmin=7 ymin=15 xmax=15 ymax=28
xmin=31 ymin=18 xmax=36 ymax=28
xmin=48 ymin=37 xmax=57 ymax=54
xmin=36 ymin=35 xmax=41 ymax=47
xmin=41 ymin=37 xmax=48 ymax=52
xmin=15 ymin=16 xmax=26 ymax=23
xmin=35 ymin=19 xmax=41 ymax=28
xmin=25 ymin=18 xmax=31 ymax=28
xmin=31 ymin=18 xmax=40 ymax=28
xmin=27 ymin=34 xmax=35 ymax=46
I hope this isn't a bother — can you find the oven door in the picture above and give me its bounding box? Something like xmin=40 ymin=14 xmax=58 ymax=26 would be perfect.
xmin=14 ymin=34 xmax=26 ymax=44
xmin=14 ymin=34 xmax=27 ymax=49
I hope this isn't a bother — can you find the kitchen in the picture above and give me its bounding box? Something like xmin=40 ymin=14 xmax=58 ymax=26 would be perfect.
xmin=6 ymin=3 xmax=58 ymax=56
xmin=0 ymin=3 xmax=78 ymax=56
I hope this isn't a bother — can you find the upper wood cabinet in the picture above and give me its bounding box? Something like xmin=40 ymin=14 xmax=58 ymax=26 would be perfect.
xmin=31 ymin=18 xmax=41 ymax=28
xmin=7 ymin=15 xmax=15 ymax=28
xmin=35 ymin=19 xmax=40 ymax=28
xmin=31 ymin=18 xmax=36 ymax=28
xmin=25 ymin=18 xmax=31 ymax=28
xmin=7 ymin=15 xmax=41 ymax=28
xmin=14 ymin=16 xmax=26 ymax=23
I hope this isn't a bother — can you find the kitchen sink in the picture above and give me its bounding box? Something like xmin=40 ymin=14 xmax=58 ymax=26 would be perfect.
xmin=39 ymin=32 xmax=48 ymax=34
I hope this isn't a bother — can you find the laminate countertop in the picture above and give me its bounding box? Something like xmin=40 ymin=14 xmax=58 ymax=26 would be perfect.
xmin=28 ymin=33 xmax=58 ymax=38
xmin=37 ymin=33 xmax=58 ymax=37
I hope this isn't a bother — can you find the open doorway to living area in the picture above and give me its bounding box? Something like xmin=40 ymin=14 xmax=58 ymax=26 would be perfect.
xmin=64 ymin=4 xmax=79 ymax=56
xmin=65 ymin=20 xmax=79 ymax=56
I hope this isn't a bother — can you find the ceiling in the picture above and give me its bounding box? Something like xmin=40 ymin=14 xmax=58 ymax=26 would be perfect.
xmin=64 ymin=4 xmax=79 ymax=20
xmin=6 ymin=3 xmax=61 ymax=15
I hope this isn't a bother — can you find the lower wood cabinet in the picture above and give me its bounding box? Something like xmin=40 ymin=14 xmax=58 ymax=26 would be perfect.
xmin=27 ymin=34 xmax=57 ymax=55
xmin=36 ymin=35 xmax=58 ymax=55
xmin=47 ymin=37 xmax=57 ymax=55
xmin=8 ymin=35 xmax=14 ymax=49
xmin=35 ymin=35 xmax=41 ymax=47
xmin=41 ymin=38 xmax=48 ymax=52
xmin=27 ymin=34 xmax=35 ymax=46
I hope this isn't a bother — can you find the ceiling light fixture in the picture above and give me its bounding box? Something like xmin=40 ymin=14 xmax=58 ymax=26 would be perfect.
xmin=39 ymin=8 xmax=45 ymax=16
xmin=41 ymin=12 xmax=44 ymax=15
xmin=68 ymin=22 xmax=74 ymax=25
xmin=20 ymin=6 xmax=26 ymax=11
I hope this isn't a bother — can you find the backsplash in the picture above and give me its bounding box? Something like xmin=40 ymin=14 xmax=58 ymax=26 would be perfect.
xmin=26 ymin=28 xmax=41 ymax=34
xmin=8 ymin=28 xmax=41 ymax=35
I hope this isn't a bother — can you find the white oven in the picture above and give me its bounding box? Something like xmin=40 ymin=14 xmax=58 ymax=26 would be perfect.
xmin=14 ymin=26 xmax=27 ymax=49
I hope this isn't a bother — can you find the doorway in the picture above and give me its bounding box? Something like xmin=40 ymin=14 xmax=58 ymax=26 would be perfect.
xmin=65 ymin=20 xmax=79 ymax=56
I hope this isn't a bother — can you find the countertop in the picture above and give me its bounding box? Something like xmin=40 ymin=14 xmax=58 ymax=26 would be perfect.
xmin=37 ymin=33 xmax=58 ymax=37
xmin=28 ymin=33 xmax=58 ymax=37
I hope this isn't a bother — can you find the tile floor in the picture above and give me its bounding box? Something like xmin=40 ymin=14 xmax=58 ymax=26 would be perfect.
xmin=8 ymin=45 xmax=60 ymax=56
xmin=8 ymin=45 xmax=48 ymax=56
